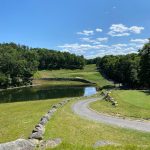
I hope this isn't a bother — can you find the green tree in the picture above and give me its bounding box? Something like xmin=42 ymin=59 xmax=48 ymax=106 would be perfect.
xmin=139 ymin=43 xmax=150 ymax=88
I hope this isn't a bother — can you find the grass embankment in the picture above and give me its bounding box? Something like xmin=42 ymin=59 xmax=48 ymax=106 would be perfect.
xmin=44 ymin=97 xmax=150 ymax=150
xmin=90 ymin=90 xmax=150 ymax=120
xmin=0 ymin=99 xmax=61 ymax=143
xmin=34 ymin=64 xmax=112 ymax=88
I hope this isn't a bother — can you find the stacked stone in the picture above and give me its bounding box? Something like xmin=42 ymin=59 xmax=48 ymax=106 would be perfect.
xmin=0 ymin=99 xmax=70 ymax=150
xmin=102 ymin=91 xmax=118 ymax=107
xmin=29 ymin=99 xmax=70 ymax=141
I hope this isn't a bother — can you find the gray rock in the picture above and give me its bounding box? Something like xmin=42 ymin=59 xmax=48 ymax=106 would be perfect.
xmin=39 ymin=117 xmax=48 ymax=125
xmin=42 ymin=114 xmax=50 ymax=121
xmin=47 ymin=112 xmax=53 ymax=118
xmin=48 ymin=108 xmax=57 ymax=113
xmin=32 ymin=125 xmax=45 ymax=134
xmin=93 ymin=140 xmax=116 ymax=148
xmin=39 ymin=138 xmax=62 ymax=149
xmin=35 ymin=124 xmax=43 ymax=129
xmin=28 ymin=139 xmax=39 ymax=145
xmin=112 ymin=101 xmax=118 ymax=106
xmin=59 ymin=102 xmax=65 ymax=106
xmin=29 ymin=131 xmax=43 ymax=140
xmin=0 ymin=139 xmax=35 ymax=150
xmin=52 ymin=104 xmax=60 ymax=109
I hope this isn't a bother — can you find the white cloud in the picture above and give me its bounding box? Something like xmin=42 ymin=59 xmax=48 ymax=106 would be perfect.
xmin=110 ymin=24 xmax=128 ymax=33
xmin=58 ymin=41 xmax=145 ymax=58
xmin=112 ymin=44 xmax=127 ymax=48
xmin=108 ymin=32 xmax=130 ymax=37
xmin=96 ymin=28 xmax=103 ymax=32
xmin=77 ymin=30 xmax=94 ymax=36
xmin=80 ymin=37 xmax=108 ymax=44
xmin=129 ymin=26 xmax=144 ymax=34
xmin=80 ymin=37 xmax=93 ymax=43
xmin=108 ymin=24 xmax=144 ymax=37
xmin=58 ymin=43 xmax=94 ymax=54
xmin=59 ymin=24 xmax=146 ymax=58
xmin=96 ymin=38 xmax=108 ymax=42
xmin=130 ymin=38 xmax=148 ymax=44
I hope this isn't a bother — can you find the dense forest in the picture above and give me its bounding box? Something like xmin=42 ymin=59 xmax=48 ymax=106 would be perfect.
xmin=0 ymin=43 xmax=85 ymax=88
xmin=96 ymin=42 xmax=150 ymax=88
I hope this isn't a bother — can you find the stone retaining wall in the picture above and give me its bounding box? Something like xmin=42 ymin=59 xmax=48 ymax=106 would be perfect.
xmin=101 ymin=91 xmax=118 ymax=106
xmin=0 ymin=99 xmax=70 ymax=150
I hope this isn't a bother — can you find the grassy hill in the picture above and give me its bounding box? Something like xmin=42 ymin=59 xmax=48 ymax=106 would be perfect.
xmin=90 ymin=90 xmax=150 ymax=120
xmin=34 ymin=64 xmax=113 ymax=88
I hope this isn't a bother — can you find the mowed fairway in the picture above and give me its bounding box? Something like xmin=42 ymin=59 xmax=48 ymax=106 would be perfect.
xmin=34 ymin=64 xmax=113 ymax=88
xmin=90 ymin=90 xmax=150 ymax=120
xmin=0 ymin=99 xmax=60 ymax=143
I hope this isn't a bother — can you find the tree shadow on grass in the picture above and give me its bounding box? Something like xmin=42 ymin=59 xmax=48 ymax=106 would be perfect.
xmin=102 ymin=85 xmax=116 ymax=90
xmin=140 ymin=90 xmax=150 ymax=95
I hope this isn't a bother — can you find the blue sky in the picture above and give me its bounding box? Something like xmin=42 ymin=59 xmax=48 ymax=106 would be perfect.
xmin=0 ymin=0 xmax=150 ymax=58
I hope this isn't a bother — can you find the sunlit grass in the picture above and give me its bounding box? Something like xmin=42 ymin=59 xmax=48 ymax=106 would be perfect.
xmin=90 ymin=90 xmax=150 ymax=119
xmin=0 ymin=99 xmax=60 ymax=143
xmin=44 ymin=98 xmax=150 ymax=150
xmin=34 ymin=64 xmax=113 ymax=87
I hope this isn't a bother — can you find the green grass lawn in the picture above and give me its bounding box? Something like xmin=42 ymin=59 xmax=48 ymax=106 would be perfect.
xmin=1 ymin=94 xmax=150 ymax=149
xmin=34 ymin=64 xmax=113 ymax=88
xmin=33 ymin=80 xmax=91 ymax=87
xmin=44 ymin=98 xmax=150 ymax=150
xmin=0 ymin=99 xmax=61 ymax=143
xmin=90 ymin=90 xmax=150 ymax=120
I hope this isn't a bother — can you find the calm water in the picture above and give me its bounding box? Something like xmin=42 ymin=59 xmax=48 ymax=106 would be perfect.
xmin=0 ymin=85 xmax=97 ymax=103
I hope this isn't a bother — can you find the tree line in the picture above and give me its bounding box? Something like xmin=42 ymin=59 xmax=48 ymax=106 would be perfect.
xmin=0 ymin=43 xmax=85 ymax=88
xmin=96 ymin=42 xmax=150 ymax=88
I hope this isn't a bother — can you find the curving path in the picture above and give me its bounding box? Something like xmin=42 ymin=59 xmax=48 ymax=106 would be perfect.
xmin=72 ymin=97 xmax=150 ymax=132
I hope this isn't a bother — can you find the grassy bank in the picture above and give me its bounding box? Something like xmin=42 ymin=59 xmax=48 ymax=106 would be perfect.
xmin=90 ymin=90 xmax=150 ymax=120
xmin=0 ymin=99 xmax=61 ymax=143
xmin=33 ymin=80 xmax=91 ymax=87
xmin=1 ymin=95 xmax=150 ymax=149
xmin=44 ymin=97 xmax=150 ymax=150
xmin=34 ymin=64 xmax=113 ymax=88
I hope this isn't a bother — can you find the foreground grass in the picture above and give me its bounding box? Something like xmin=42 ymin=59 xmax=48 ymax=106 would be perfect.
xmin=90 ymin=90 xmax=150 ymax=120
xmin=34 ymin=64 xmax=113 ymax=88
xmin=0 ymin=99 xmax=60 ymax=143
xmin=44 ymin=98 xmax=150 ymax=150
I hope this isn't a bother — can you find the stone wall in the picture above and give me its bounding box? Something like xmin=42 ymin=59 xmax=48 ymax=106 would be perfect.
xmin=101 ymin=91 xmax=118 ymax=106
xmin=0 ymin=99 xmax=70 ymax=150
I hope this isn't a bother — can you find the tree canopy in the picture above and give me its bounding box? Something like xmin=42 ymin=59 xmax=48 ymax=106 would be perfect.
xmin=96 ymin=42 xmax=150 ymax=89
xmin=139 ymin=43 xmax=150 ymax=88
xmin=0 ymin=43 xmax=85 ymax=88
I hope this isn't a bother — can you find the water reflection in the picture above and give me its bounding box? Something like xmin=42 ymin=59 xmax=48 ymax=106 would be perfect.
xmin=0 ymin=85 xmax=97 ymax=103
xmin=84 ymin=87 xmax=97 ymax=96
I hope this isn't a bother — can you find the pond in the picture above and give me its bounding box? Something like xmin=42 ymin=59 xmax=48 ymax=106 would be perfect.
xmin=0 ymin=85 xmax=97 ymax=103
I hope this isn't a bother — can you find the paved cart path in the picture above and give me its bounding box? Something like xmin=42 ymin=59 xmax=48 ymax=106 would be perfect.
xmin=72 ymin=97 xmax=150 ymax=132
